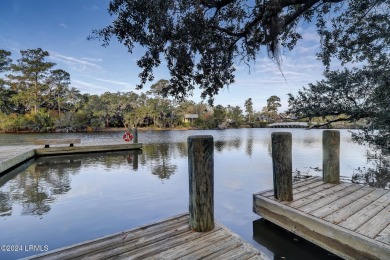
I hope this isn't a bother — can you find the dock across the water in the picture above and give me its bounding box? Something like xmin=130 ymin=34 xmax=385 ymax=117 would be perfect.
xmin=0 ymin=142 xmax=142 ymax=175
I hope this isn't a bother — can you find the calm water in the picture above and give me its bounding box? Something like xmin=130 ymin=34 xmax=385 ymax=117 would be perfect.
xmin=0 ymin=129 xmax=370 ymax=259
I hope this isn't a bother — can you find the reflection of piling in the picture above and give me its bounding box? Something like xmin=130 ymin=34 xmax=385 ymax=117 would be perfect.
xmin=133 ymin=128 xmax=138 ymax=143
xmin=133 ymin=151 xmax=139 ymax=170
xmin=188 ymin=135 xmax=214 ymax=232
xmin=271 ymin=132 xmax=293 ymax=201
xmin=323 ymin=130 xmax=340 ymax=184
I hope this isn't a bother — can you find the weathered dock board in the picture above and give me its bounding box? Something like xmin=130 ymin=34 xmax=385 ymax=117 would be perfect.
xmin=253 ymin=176 xmax=390 ymax=259
xmin=24 ymin=213 xmax=268 ymax=260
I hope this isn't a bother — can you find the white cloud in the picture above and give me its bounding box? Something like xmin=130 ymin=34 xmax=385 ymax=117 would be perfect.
xmin=81 ymin=57 xmax=103 ymax=62
xmin=71 ymin=79 xmax=112 ymax=94
xmin=93 ymin=77 xmax=132 ymax=87
xmin=50 ymin=52 xmax=102 ymax=70
xmin=59 ymin=23 xmax=67 ymax=29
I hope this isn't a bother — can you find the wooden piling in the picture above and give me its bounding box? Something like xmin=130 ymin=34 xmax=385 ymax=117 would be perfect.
xmin=323 ymin=130 xmax=340 ymax=184
xmin=188 ymin=135 xmax=214 ymax=232
xmin=271 ymin=132 xmax=293 ymax=201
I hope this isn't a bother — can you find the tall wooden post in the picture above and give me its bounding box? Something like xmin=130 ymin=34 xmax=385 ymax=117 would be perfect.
xmin=133 ymin=127 xmax=138 ymax=143
xmin=272 ymin=132 xmax=293 ymax=201
xmin=188 ymin=135 xmax=214 ymax=232
xmin=323 ymin=130 xmax=340 ymax=184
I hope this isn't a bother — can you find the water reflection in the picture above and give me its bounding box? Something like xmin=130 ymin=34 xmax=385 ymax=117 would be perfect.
xmin=214 ymin=138 xmax=242 ymax=153
xmin=352 ymin=156 xmax=390 ymax=189
xmin=0 ymin=192 xmax=11 ymax=217
xmin=253 ymin=219 xmax=342 ymax=259
xmin=246 ymin=137 xmax=254 ymax=157
xmin=0 ymin=150 xmax=142 ymax=217
xmin=142 ymin=144 xmax=178 ymax=180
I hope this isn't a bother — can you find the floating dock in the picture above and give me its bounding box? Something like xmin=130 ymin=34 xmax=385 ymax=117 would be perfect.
xmin=253 ymin=176 xmax=390 ymax=259
xmin=0 ymin=142 xmax=142 ymax=175
xmin=24 ymin=213 xmax=267 ymax=260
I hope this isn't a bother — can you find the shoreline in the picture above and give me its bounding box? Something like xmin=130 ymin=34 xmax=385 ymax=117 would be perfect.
xmin=0 ymin=124 xmax=362 ymax=134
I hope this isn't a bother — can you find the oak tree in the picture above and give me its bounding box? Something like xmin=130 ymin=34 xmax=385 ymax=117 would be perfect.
xmin=90 ymin=0 xmax=349 ymax=104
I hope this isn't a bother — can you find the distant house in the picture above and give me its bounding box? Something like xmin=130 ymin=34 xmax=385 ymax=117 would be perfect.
xmin=183 ymin=114 xmax=198 ymax=124
xmin=257 ymin=115 xmax=270 ymax=122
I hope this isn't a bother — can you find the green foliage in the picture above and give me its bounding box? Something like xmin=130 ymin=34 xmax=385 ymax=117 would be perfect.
xmin=288 ymin=1 xmax=390 ymax=153
xmin=226 ymin=105 xmax=244 ymax=127
xmin=90 ymin=0 xmax=345 ymax=104
xmin=244 ymin=98 xmax=253 ymax=123
xmin=266 ymin=95 xmax=281 ymax=114
xmin=0 ymin=49 xmax=263 ymax=132
xmin=8 ymin=48 xmax=56 ymax=114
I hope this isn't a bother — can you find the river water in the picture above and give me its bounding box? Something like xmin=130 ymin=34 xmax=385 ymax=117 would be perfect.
xmin=0 ymin=129 xmax=371 ymax=259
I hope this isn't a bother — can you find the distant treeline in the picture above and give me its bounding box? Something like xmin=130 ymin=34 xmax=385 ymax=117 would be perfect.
xmin=1 ymin=48 xmax=284 ymax=132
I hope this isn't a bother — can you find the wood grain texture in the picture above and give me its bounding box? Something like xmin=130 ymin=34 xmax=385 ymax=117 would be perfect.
xmin=188 ymin=135 xmax=214 ymax=232
xmin=298 ymin=184 xmax=363 ymax=214
xmin=271 ymin=132 xmax=292 ymax=201
xmin=254 ymin=178 xmax=390 ymax=259
xmin=324 ymin=188 xmax=388 ymax=224
xmin=323 ymin=130 xmax=340 ymax=184
xmin=310 ymin=186 xmax=375 ymax=218
xmin=254 ymin=194 xmax=390 ymax=259
xmin=339 ymin=191 xmax=390 ymax=231
xmin=24 ymin=214 xmax=268 ymax=260
xmin=376 ymin=224 xmax=390 ymax=245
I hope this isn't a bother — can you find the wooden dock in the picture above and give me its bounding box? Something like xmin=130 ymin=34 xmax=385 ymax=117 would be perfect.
xmin=0 ymin=143 xmax=142 ymax=175
xmin=24 ymin=213 xmax=268 ymax=260
xmin=253 ymin=176 xmax=390 ymax=259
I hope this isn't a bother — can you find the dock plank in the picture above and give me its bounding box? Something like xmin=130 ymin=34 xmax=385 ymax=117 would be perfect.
xmin=284 ymin=182 xmax=336 ymax=201
xmin=376 ymin=224 xmax=390 ymax=245
xmin=298 ymin=184 xmax=363 ymax=214
xmin=285 ymin=183 xmax=351 ymax=209
xmin=261 ymin=176 xmax=323 ymax=198
xmin=324 ymin=189 xmax=389 ymax=224
xmin=310 ymin=186 xmax=375 ymax=219
xmin=339 ymin=191 xmax=390 ymax=231
xmin=25 ymin=214 xmax=267 ymax=260
xmin=157 ymin=232 xmax=237 ymax=260
xmin=356 ymin=203 xmax=390 ymax=238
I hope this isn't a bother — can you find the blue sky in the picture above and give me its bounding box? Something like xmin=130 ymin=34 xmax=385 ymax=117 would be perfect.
xmin=0 ymin=0 xmax=326 ymax=112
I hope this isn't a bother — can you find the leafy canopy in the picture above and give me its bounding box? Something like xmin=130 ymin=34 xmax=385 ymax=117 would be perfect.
xmin=90 ymin=0 xmax=347 ymax=104
xmin=287 ymin=1 xmax=390 ymax=151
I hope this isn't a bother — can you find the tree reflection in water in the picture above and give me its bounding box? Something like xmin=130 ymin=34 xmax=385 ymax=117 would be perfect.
xmin=142 ymin=144 xmax=178 ymax=180
xmin=0 ymin=158 xmax=78 ymax=216
xmin=352 ymin=154 xmax=390 ymax=189
xmin=0 ymin=150 xmax=142 ymax=217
